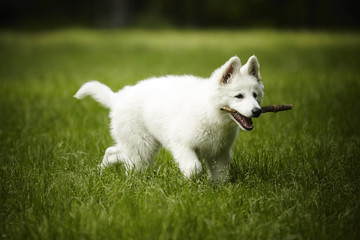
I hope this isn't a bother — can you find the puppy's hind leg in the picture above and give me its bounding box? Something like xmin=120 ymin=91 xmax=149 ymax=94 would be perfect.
xmin=99 ymin=145 xmax=134 ymax=170
xmin=100 ymin=137 xmax=160 ymax=173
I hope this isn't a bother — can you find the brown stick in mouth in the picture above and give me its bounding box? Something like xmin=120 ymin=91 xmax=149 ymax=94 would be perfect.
xmin=220 ymin=104 xmax=292 ymax=114
xmin=261 ymin=104 xmax=292 ymax=113
xmin=220 ymin=107 xmax=237 ymax=114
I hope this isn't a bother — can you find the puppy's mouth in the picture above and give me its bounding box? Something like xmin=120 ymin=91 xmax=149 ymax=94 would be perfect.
xmin=220 ymin=107 xmax=254 ymax=131
xmin=231 ymin=112 xmax=254 ymax=131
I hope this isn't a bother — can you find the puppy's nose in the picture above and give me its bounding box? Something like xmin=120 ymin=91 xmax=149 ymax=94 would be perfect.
xmin=252 ymin=108 xmax=262 ymax=118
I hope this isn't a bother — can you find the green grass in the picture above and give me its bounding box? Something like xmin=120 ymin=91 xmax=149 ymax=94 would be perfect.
xmin=1 ymin=29 xmax=360 ymax=239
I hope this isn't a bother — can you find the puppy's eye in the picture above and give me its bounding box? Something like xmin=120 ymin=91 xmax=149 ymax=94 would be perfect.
xmin=235 ymin=94 xmax=244 ymax=99
xmin=253 ymin=92 xmax=257 ymax=98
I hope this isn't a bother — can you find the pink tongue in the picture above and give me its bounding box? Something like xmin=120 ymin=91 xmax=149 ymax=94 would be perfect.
xmin=234 ymin=113 xmax=253 ymax=129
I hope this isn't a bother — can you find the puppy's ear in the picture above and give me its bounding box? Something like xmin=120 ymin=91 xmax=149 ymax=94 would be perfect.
xmin=241 ymin=55 xmax=261 ymax=81
xmin=221 ymin=56 xmax=241 ymax=85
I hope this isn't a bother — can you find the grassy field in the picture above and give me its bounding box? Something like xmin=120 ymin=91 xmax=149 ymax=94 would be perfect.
xmin=1 ymin=29 xmax=360 ymax=239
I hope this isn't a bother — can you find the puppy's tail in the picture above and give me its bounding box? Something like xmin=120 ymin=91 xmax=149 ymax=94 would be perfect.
xmin=74 ymin=81 xmax=114 ymax=109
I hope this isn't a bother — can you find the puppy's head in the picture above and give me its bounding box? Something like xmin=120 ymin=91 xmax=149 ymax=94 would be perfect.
xmin=213 ymin=56 xmax=264 ymax=131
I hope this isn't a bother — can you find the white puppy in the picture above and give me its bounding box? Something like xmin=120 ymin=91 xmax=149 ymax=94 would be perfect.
xmin=75 ymin=56 xmax=264 ymax=181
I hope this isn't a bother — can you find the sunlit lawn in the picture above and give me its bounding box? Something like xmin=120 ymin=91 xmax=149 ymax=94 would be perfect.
xmin=1 ymin=29 xmax=360 ymax=239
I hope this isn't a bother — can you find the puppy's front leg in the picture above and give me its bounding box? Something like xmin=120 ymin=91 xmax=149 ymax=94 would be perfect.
xmin=207 ymin=152 xmax=231 ymax=182
xmin=171 ymin=146 xmax=203 ymax=179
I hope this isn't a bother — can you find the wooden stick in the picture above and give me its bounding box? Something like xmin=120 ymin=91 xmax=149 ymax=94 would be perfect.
xmin=220 ymin=104 xmax=292 ymax=114
xmin=220 ymin=107 xmax=237 ymax=114
xmin=261 ymin=104 xmax=292 ymax=113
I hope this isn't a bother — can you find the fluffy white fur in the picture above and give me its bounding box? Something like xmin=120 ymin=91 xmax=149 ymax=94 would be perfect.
xmin=74 ymin=56 xmax=264 ymax=181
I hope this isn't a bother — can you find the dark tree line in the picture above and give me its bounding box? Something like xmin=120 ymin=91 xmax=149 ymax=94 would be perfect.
xmin=1 ymin=0 xmax=358 ymax=28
